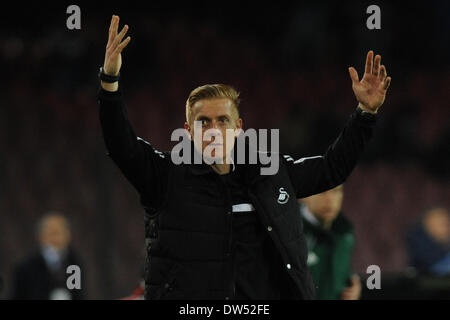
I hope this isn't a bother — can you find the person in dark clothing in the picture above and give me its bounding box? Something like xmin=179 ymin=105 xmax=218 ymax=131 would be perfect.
xmin=299 ymin=185 xmax=361 ymax=300
xmin=97 ymin=15 xmax=391 ymax=299
xmin=406 ymin=207 xmax=450 ymax=275
xmin=10 ymin=213 xmax=85 ymax=300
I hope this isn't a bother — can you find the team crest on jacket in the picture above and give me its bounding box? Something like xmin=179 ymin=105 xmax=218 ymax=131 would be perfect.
xmin=277 ymin=187 xmax=289 ymax=204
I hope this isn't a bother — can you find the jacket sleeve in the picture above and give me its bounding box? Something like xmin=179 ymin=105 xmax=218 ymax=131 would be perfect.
xmin=284 ymin=107 xmax=377 ymax=199
xmin=97 ymin=86 xmax=169 ymax=209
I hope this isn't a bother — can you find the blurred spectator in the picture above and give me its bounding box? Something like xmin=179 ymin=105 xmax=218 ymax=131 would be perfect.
xmin=299 ymin=185 xmax=361 ymax=300
xmin=406 ymin=207 xmax=450 ymax=275
xmin=10 ymin=212 xmax=85 ymax=299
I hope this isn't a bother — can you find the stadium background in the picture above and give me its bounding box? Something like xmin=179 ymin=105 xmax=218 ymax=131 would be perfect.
xmin=0 ymin=0 xmax=449 ymax=299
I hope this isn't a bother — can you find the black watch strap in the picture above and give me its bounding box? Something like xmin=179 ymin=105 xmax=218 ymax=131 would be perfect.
xmin=98 ymin=67 xmax=120 ymax=83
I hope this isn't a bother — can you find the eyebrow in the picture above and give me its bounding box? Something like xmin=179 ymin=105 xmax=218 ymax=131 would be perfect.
xmin=195 ymin=115 xmax=231 ymax=121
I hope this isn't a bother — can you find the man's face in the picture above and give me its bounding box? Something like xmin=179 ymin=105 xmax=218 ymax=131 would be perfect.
xmin=423 ymin=208 xmax=450 ymax=243
xmin=39 ymin=216 xmax=71 ymax=251
xmin=185 ymin=98 xmax=242 ymax=163
xmin=300 ymin=185 xmax=344 ymax=225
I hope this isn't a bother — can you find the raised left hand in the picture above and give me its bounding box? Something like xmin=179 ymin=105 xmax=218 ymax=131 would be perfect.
xmin=348 ymin=51 xmax=392 ymax=114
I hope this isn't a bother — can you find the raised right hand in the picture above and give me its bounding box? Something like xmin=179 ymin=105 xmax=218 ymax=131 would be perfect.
xmin=103 ymin=15 xmax=131 ymax=77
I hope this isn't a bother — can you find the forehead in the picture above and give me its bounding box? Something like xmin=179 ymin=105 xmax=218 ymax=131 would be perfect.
xmin=427 ymin=209 xmax=450 ymax=219
xmin=192 ymin=98 xmax=234 ymax=118
xmin=43 ymin=216 xmax=67 ymax=229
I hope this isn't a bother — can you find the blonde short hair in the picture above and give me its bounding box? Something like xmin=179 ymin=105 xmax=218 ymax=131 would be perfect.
xmin=186 ymin=84 xmax=240 ymax=123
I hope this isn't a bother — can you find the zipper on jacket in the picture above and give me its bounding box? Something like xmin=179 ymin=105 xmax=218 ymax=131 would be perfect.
xmin=218 ymin=174 xmax=235 ymax=299
xmin=227 ymin=204 xmax=235 ymax=298
xmin=247 ymin=190 xmax=296 ymax=281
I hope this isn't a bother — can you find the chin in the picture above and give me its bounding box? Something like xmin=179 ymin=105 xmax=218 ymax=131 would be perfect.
xmin=203 ymin=153 xmax=223 ymax=164
xmin=202 ymin=147 xmax=227 ymax=162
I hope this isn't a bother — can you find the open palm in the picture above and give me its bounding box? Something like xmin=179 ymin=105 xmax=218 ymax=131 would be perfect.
xmin=348 ymin=51 xmax=391 ymax=114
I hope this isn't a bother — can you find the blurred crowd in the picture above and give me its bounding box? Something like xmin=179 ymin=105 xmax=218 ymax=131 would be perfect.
xmin=0 ymin=2 xmax=449 ymax=299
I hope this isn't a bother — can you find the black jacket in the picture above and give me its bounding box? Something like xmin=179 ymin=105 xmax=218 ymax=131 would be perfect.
xmin=97 ymin=87 xmax=376 ymax=300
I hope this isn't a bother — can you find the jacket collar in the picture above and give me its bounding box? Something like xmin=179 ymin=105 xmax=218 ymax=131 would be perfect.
xmin=186 ymin=140 xmax=266 ymax=185
xmin=186 ymin=140 xmax=235 ymax=175
xmin=300 ymin=205 xmax=321 ymax=227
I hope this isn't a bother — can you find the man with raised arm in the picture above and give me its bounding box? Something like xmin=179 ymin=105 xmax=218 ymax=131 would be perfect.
xmin=97 ymin=15 xmax=391 ymax=300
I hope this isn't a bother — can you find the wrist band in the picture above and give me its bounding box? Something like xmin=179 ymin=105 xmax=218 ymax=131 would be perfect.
xmin=356 ymin=106 xmax=377 ymax=120
xmin=98 ymin=67 xmax=120 ymax=83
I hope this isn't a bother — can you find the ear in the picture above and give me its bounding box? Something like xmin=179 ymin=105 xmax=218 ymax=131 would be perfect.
xmin=184 ymin=122 xmax=192 ymax=140
xmin=235 ymin=118 xmax=243 ymax=137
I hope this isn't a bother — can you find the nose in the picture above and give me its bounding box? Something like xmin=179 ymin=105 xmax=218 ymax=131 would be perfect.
xmin=211 ymin=120 xmax=222 ymax=130
xmin=204 ymin=127 xmax=223 ymax=142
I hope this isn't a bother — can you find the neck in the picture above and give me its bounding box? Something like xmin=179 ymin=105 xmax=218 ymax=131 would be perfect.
xmin=321 ymin=219 xmax=333 ymax=231
xmin=211 ymin=163 xmax=231 ymax=175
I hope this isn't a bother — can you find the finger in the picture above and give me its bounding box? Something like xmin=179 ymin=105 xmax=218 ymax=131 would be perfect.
xmin=352 ymin=280 xmax=361 ymax=288
xmin=379 ymin=65 xmax=386 ymax=81
xmin=108 ymin=15 xmax=119 ymax=49
xmin=373 ymin=54 xmax=381 ymax=76
xmin=116 ymin=36 xmax=131 ymax=53
xmin=113 ymin=15 xmax=119 ymax=36
xmin=107 ymin=15 xmax=116 ymax=48
xmin=348 ymin=67 xmax=359 ymax=84
xmin=365 ymin=50 xmax=374 ymax=74
xmin=351 ymin=274 xmax=361 ymax=283
xmin=112 ymin=25 xmax=129 ymax=50
xmin=341 ymin=293 xmax=351 ymax=300
xmin=383 ymin=76 xmax=391 ymax=90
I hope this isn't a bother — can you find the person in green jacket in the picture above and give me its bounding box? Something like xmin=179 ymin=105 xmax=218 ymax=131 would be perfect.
xmin=298 ymin=185 xmax=361 ymax=300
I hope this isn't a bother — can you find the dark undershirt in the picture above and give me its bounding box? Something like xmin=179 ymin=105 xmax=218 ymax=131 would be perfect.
xmin=220 ymin=165 xmax=282 ymax=300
